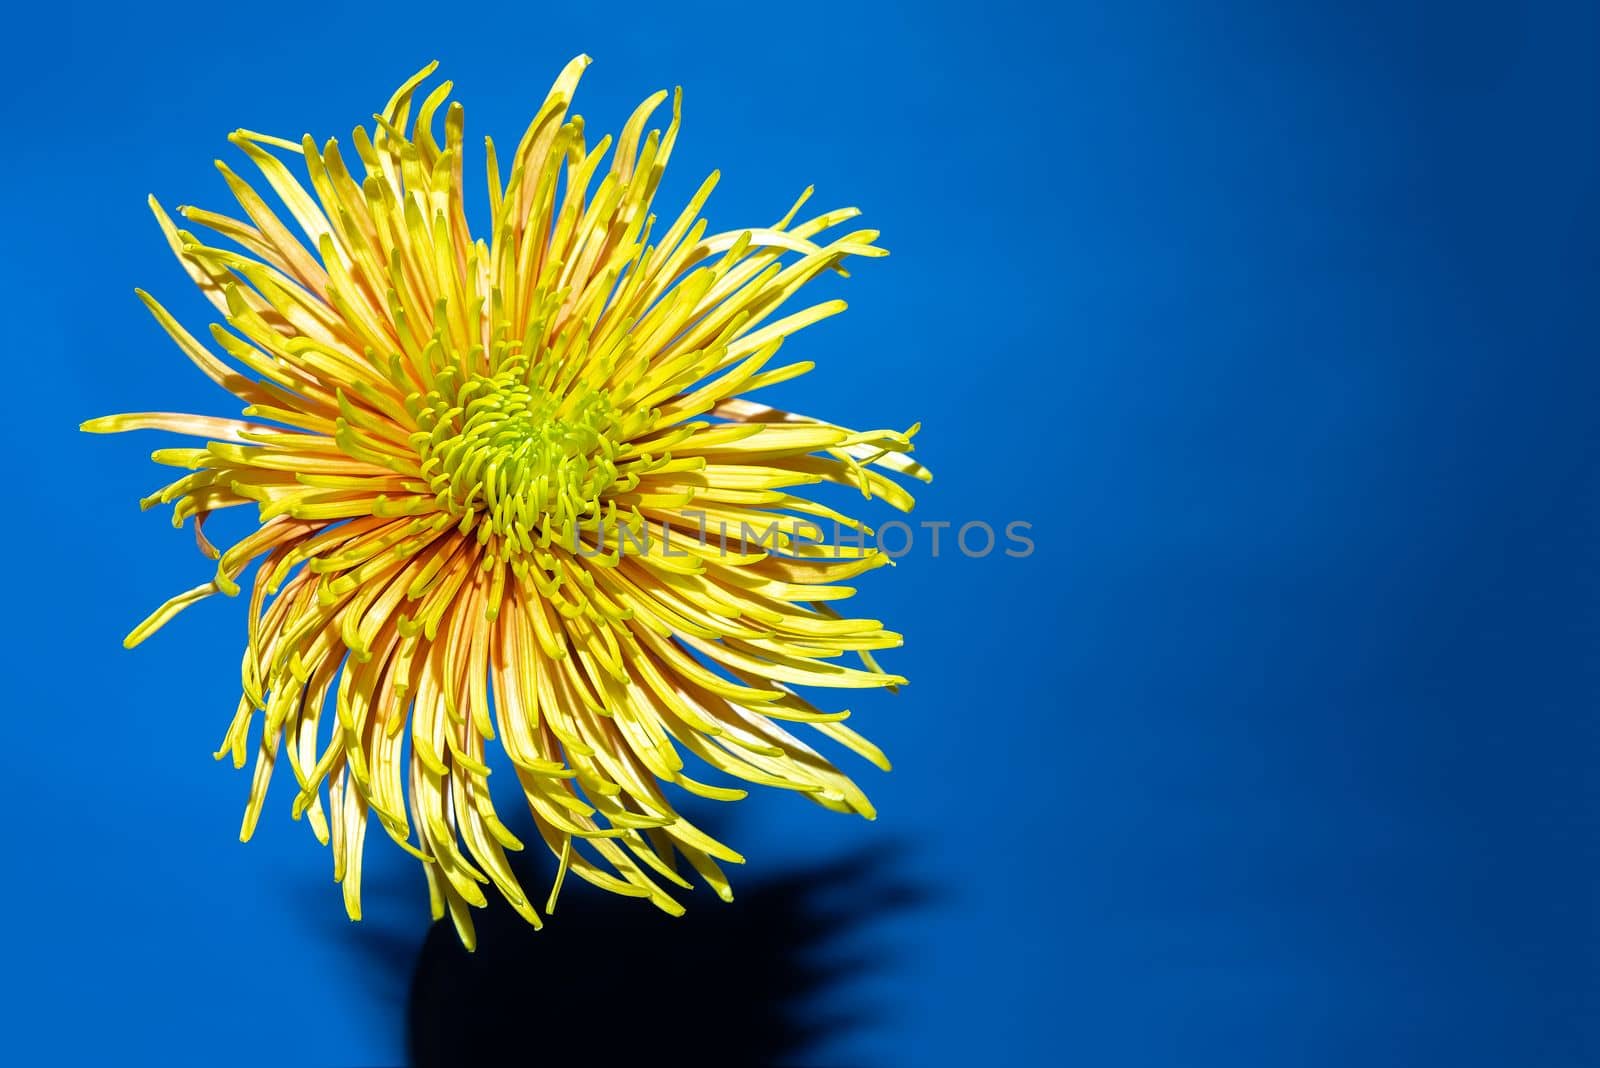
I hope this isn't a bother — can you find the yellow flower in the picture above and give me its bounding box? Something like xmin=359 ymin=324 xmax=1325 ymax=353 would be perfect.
xmin=83 ymin=57 xmax=927 ymax=948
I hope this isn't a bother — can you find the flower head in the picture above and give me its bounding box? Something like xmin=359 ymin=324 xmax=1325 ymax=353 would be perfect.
xmin=85 ymin=57 xmax=927 ymax=947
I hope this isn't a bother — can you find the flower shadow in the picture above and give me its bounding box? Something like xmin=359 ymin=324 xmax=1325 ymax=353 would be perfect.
xmin=403 ymin=837 xmax=930 ymax=1067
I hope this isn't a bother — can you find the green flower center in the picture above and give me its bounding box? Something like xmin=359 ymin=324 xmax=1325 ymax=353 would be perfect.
xmin=414 ymin=366 xmax=618 ymax=549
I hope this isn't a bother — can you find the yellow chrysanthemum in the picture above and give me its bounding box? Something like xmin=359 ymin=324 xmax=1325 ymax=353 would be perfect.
xmin=84 ymin=57 xmax=927 ymax=948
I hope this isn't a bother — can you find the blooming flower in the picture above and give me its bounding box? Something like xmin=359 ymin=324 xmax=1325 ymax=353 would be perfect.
xmin=84 ymin=57 xmax=926 ymax=948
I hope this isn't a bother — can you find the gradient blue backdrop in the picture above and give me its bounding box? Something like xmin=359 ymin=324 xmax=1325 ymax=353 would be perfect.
xmin=7 ymin=1 xmax=1598 ymax=1064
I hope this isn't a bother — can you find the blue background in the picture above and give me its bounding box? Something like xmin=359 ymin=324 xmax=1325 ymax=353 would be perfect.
xmin=6 ymin=1 xmax=1598 ymax=1064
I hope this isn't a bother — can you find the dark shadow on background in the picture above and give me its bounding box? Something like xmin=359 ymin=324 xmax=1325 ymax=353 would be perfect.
xmin=406 ymin=839 xmax=929 ymax=1068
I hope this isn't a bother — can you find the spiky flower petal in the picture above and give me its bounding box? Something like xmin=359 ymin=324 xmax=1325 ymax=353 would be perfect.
xmin=85 ymin=57 xmax=926 ymax=948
